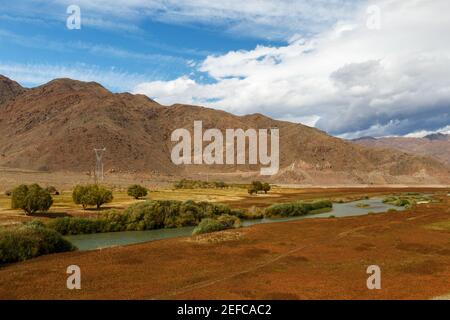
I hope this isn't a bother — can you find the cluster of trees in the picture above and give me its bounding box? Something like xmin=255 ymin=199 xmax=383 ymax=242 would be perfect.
xmin=174 ymin=179 xmax=228 ymax=189
xmin=248 ymin=181 xmax=271 ymax=195
xmin=72 ymin=184 xmax=113 ymax=210
xmin=8 ymin=183 xmax=152 ymax=214
xmin=48 ymin=200 xmax=243 ymax=235
xmin=265 ymin=200 xmax=333 ymax=217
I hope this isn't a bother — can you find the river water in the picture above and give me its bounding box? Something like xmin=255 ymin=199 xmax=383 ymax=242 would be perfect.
xmin=66 ymin=198 xmax=403 ymax=251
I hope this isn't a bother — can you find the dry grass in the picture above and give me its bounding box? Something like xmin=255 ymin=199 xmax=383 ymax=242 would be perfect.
xmin=1 ymin=191 xmax=449 ymax=300
xmin=426 ymin=220 xmax=450 ymax=231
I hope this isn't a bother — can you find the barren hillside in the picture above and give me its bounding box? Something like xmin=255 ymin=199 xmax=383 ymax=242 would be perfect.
xmin=0 ymin=75 xmax=449 ymax=185
xmin=353 ymin=135 xmax=450 ymax=166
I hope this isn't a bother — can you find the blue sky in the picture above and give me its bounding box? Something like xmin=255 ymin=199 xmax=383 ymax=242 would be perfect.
xmin=0 ymin=1 xmax=449 ymax=138
xmin=0 ymin=1 xmax=291 ymax=90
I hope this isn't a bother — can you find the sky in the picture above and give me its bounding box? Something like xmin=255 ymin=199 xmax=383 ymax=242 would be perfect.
xmin=0 ymin=0 xmax=449 ymax=139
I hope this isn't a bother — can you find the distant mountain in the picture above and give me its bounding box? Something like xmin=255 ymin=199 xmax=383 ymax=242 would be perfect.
xmin=0 ymin=75 xmax=449 ymax=185
xmin=424 ymin=133 xmax=449 ymax=141
xmin=351 ymin=136 xmax=377 ymax=142
xmin=353 ymin=134 xmax=450 ymax=166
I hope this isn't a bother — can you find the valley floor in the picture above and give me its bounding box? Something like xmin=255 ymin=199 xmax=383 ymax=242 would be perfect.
xmin=0 ymin=191 xmax=449 ymax=300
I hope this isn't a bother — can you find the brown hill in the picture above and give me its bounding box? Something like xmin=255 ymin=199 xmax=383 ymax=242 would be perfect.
xmin=0 ymin=75 xmax=449 ymax=185
xmin=0 ymin=75 xmax=26 ymax=107
xmin=353 ymin=135 xmax=450 ymax=166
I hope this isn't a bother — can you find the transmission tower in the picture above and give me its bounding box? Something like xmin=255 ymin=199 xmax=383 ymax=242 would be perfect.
xmin=94 ymin=147 xmax=106 ymax=183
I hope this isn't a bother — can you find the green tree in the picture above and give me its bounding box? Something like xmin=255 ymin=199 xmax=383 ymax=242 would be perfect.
xmin=262 ymin=183 xmax=271 ymax=194
xmin=251 ymin=181 xmax=263 ymax=194
xmin=11 ymin=184 xmax=53 ymax=215
xmin=127 ymin=184 xmax=148 ymax=199
xmin=72 ymin=184 xmax=113 ymax=210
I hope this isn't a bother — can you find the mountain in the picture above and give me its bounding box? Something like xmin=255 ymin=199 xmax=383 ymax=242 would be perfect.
xmin=0 ymin=75 xmax=449 ymax=185
xmin=0 ymin=75 xmax=26 ymax=106
xmin=352 ymin=135 xmax=450 ymax=166
xmin=424 ymin=133 xmax=449 ymax=141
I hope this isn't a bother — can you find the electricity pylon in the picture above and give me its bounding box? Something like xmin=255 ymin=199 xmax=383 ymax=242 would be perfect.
xmin=94 ymin=147 xmax=106 ymax=183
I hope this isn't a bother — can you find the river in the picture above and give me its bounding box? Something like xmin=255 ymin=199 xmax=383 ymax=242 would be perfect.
xmin=66 ymin=198 xmax=403 ymax=251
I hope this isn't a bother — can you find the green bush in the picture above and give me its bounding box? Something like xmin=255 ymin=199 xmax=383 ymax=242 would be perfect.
xmin=213 ymin=181 xmax=228 ymax=188
xmin=248 ymin=181 xmax=271 ymax=195
xmin=236 ymin=206 xmax=264 ymax=219
xmin=174 ymin=179 xmax=228 ymax=189
xmin=127 ymin=184 xmax=148 ymax=199
xmin=48 ymin=200 xmax=242 ymax=235
xmin=192 ymin=215 xmax=240 ymax=235
xmin=47 ymin=216 xmax=106 ymax=235
xmin=0 ymin=223 xmax=75 ymax=264
xmin=265 ymin=200 xmax=333 ymax=217
xmin=72 ymin=184 xmax=113 ymax=209
xmin=11 ymin=184 xmax=53 ymax=215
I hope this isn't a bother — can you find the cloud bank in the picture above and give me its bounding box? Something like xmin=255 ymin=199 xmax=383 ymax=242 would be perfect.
xmin=133 ymin=0 xmax=450 ymax=138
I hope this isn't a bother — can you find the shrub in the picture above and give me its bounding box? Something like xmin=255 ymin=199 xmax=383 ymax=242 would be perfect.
xmin=0 ymin=224 xmax=75 ymax=264
xmin=127 ymin=184 xmax=148 ymax=199
xmin=174 ymin=179 xmax=228 ymax=189
xmin=192 ymin=215 xmax=240 ymax=235
xmin=4 ymin=190 xmax=11 ymax=196
xmin=45 ymin=186 xmax=59 ymax=195
xmin=213 ymin=181 xmax=228 ymax=188
xmin=11 ymin=184 xmax=53 ymax=215
xmin=236 ymin=206 xmax=264 ymax=219
xmin=72 ymin=184 xmax=113 ymax=209
xmin=248 ymin=181 xmax=270 ymax=195
xmin=48 ymin=200 xmax=242 ymax=235
xmin=47 ymin=216 xmax=106 ymax=235
xmin=265 ymin=200 xmax=333 ymax=217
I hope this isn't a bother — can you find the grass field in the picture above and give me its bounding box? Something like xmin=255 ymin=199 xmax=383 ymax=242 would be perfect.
xmin=1 ymin=185 xmax=448 ymax=226
xmin=1 ymin=178 xmax=449 ymax=300
xmin=0 ymin=190 xmax=449 ymax=299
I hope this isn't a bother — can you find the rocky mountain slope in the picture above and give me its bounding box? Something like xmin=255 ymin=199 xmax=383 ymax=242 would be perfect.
xmin=0 ymin=75 xmax=449 ymax=185
xmin=353 ymin=135 xmax=450 ymax=166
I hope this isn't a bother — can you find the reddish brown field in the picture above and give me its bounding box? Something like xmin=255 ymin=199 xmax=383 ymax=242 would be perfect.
xmin=0 ymin=190 xmax=449 ymax=300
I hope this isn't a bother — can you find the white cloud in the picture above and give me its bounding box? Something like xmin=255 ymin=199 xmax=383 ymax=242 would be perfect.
xmin=133 ymin=0 xmax=450 ymax=137
xmin=49 ymin=0 xmax=361 ymax=40
xmin=0 ymin=62 xmax=148 ymax=91
xmin=405 ymin=125 xmax=450 ymax=138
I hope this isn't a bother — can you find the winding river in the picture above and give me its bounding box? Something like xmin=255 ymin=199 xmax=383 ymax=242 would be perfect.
xmin=66 ymin=198 xmax=404 ymax=251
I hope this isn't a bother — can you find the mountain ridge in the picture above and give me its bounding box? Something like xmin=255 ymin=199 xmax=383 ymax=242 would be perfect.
xmin=0 ymin=75 xmax=449 ymax=185
xmin=353 ymin=135 xmax=450 ymax=167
